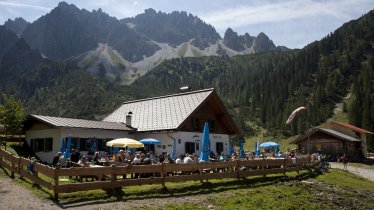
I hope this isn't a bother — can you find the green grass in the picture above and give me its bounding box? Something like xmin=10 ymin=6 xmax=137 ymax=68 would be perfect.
xmin=243 ymin=121 xmax=298 ymax=153
xmin=1 ymin=163 xmax=373 ymax=209
xmin=316 ymin=168 xmax=374 ymax=192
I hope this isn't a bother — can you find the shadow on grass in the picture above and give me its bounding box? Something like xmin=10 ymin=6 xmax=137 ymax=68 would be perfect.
xmin=57 ymin=171 xmax=316 ymax=208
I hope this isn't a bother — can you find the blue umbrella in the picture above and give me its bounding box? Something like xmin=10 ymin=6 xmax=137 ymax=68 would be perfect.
xmin=76 ymin=138 xmax=80 ymax=151
xmin=64 ymin=136 xmax=72 ymax=159
xmin=60 ymin=137 xmax=66 ymax=153
xmin=91 ymin=137 xmax=97 ymax=152
xmin=171 ymin=139 xmax=177 ymax=159
xmin=239 ymin=139 xmax=245 ymax=158
xmin=108 ymin=146 xmax=113 ymax=155
xmin=140 ymin=138 xmax=161 ymax=144
xmin=199 ymin=122 xmax=210 ymax=162
xmin=140 ymin=138 xmax=161 ymax=153
xmin=259 ymin=141 xmax=279 ymax=149
xmin=255 ymin=140 xmax=261 ymax=157
xmin=228 ymin=142 xmax=234 ymax=156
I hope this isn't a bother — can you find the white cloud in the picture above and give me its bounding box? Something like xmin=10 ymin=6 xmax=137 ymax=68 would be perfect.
xmin=0 ymin=1 xmax=51 ymax=11
xmin=200 ymin=0 xmax=372 ymax=31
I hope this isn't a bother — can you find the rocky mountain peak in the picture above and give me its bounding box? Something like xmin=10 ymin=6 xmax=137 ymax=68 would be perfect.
xmin=3 ymin=17 xmax=29 ymax=37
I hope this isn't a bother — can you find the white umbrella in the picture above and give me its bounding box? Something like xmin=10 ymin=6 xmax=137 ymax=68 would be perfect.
xmin=106 ymin=138 xmax=144 ymax=148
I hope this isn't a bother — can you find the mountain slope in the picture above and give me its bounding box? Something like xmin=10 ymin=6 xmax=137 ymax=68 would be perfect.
xmin=133 ymin=9 xmax=374 ymax=138
xmin=14 ymin=2 xmax=285 ymax=83
xmin=21 ymin=1 xmax=159 ymax=62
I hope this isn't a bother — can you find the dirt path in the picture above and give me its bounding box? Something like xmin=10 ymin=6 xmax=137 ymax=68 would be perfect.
xmin=329 ymin=162 xmax=374 ymax=182
xmin=0 ymin=177 xmax=60 ymax=210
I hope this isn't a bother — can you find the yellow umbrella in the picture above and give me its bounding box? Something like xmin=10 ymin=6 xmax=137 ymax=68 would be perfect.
xmin=106 ymin=138 xmax=144 ymax=148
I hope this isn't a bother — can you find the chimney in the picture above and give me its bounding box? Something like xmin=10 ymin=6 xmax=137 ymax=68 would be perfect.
xmin=126 ymin=111 xmax=132 ymax=127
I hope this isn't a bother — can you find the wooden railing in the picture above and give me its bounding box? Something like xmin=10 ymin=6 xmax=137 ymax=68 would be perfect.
xmin=0 ymin=148 xmax=310 ymax=201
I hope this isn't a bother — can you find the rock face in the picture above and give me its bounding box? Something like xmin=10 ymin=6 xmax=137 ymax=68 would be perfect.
xmin=3 ymin=17 xmax=29 ymax=37
xmin=6 ymin=1 xmax=287 ymax=83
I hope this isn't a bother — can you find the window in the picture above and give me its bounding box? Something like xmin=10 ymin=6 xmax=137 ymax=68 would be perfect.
xmin=44 ymin=138 xmax=53 ymax=152
xmin=209 ymin=120 xmax=216 ymax=132
xmin=191 ymin=117 xmax=200 ymax=131
xmin=31 ymin=138 xmax=53 ymax=152
xmin=216 ymin=142 xmax=224 ymax=155
xmin=97 ymin=138 xmax=106 ymax=151
xmin=185 ymin=142 xmax=195 ymax=154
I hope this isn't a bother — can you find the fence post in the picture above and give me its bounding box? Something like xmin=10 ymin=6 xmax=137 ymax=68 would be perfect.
xmin=236 ymin=160 xmax=240 ymax=179
xmin=283 ymin=158 xmax=286 ymax=175
xmin=17 ymin=157 xmax=22 ymax=177
xmin=111 ymin=165 xmax=116 ymax=182
xmin=262 ymin=158 xmax=266 ymax=177
xmin=161 ymin=163 xmax=165 ymax=188
xmin=53 ymin=167 xmax=59 ymax=202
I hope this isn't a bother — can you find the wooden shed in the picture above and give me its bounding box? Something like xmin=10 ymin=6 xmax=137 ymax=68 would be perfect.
xmin=290 ymin=121 xmax=373 ymax=161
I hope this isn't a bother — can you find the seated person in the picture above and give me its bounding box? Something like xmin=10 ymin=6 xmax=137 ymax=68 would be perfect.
xmin=183 ymin=154 xmax=194 ymax=164
xmin=93 ymin=152 xmax=101 ymax=165
xmin=59 ymin=154 xmax=68 ymax=168
xmin=78 ymin=156 xmax=90 ymax=167
xmin=70 ymin=149 xmax=80 ymax=163
xmin=132 ymin=154 xmax=142 ymax=164
xmin=52 ymin=152 xmax=62 ymax=166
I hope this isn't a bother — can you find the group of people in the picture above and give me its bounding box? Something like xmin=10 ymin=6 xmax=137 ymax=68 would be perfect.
xmin=52 ymin=149 xmax=82 ymax=167
xmin=115 ymin=150 xmax=154 ymax=165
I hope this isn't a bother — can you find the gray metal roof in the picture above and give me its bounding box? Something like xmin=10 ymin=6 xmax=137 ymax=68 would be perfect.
xmin=103 ymin=88 xmax=214 ymax=132
xmin=319 ymin=128 xmax=361 ymax=142
xmin=30 ymin=114 xmax=133 ymax=131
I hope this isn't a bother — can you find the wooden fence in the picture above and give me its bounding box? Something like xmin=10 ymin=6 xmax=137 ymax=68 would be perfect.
xmin=0 ymin=148 xmax=310 ymax=201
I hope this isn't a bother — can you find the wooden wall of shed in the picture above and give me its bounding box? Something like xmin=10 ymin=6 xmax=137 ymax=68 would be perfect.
xmin=322 ymin=122 xmax=368 ymax=158
xmin=296 ymin=132 xmax=362 ymax=161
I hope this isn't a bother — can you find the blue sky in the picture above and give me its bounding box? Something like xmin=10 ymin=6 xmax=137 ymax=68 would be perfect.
xmin=0 ymin=0 xmax=373 ymax=48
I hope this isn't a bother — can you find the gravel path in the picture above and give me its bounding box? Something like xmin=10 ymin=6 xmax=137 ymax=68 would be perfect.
xmin=0 ymin=177 xmax=60 ymax=210
xmin=329 ymin=162 xmax=374 ymax=182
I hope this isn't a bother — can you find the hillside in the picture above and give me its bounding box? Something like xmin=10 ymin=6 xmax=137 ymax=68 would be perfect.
xmin=133 ymin=9 xmax=374 ymax=142
xmin=0 ymin=6 xmax=373 ymax=148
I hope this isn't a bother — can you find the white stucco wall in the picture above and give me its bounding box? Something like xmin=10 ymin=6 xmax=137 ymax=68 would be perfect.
xmin=26 ymin=128 xmax=132 ymax=164
xmin=26 ymin=127 xmax=231 ymax=163
xmin=137 ymin=131 xmax=230 ymax=157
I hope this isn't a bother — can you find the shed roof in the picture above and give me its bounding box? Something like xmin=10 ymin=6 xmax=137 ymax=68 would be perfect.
xmin=331 ymin=121 xmax=374 ymax=134
xmin=103 ymin=88 xmax=238 ymax=133
xmin=29 ymin=115 xmax=133 ymax=131
xmin=290 ymin=128 xmax=361 ymax=144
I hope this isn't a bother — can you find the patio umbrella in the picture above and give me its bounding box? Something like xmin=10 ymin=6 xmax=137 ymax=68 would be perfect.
xmin=90 ymin=136 xmax=97 ymax=152
xmin=199 ymin=122 xmax=210 ymax=162
xmin=228 ymin=142 xmax=234 ymax=156
xmin=76 ymin=138 xmax=80 ymax=151
xmin=106 ymin=138 xmax=144 ymax=148
xmin=64 ymin=136 xmax=72 ymax=159
xmin=171 ymin=139 xmax=177 ymax=159
xmin=60 ymin=137 xmax=65 ymax=153
xmin=259 ymin=141 xmax=279 ymax=149
xmin=239 ymin=139 xmax=245 ymax=158
xmin=140 ymin=138 xmax=160 ymax=152
xmin=140 ymin=138 xmax=161 ymax=145
xmin=255 ymin=140 xmax=261 ymax=157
